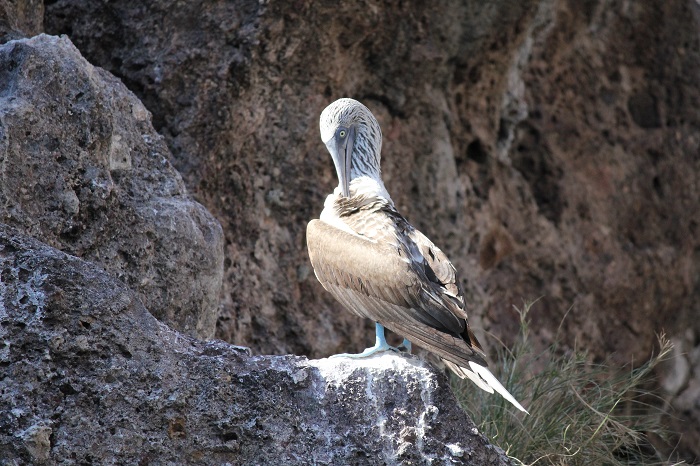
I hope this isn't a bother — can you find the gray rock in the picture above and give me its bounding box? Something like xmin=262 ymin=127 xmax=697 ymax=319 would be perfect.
xmin=17 ymin=423 xmax=52 ymax=463
xmin=0 ymin=34 xmax=223 ymax=339
xmin=0 ymin=225 xmax=512 ymax=465
xmin=0 ymin=0 xmax=43 ymax=43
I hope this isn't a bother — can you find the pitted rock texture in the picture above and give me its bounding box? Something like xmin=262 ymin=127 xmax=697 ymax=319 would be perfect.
xmin=0 ymin=0 xmax=43 ymax=42
xmin=0 ymin=225 xmax=512 ymax=466
xmin=42 ymin=3 xmax=700 ymax=458
xmin=42 ymin=0 xmax=699 ymax=361
xmin=0 ymin=34 xmax=223 ymax=339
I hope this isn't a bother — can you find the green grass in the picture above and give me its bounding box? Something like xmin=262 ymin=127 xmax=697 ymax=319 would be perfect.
xmin=452 ymin=301 xmax=678 ymax=466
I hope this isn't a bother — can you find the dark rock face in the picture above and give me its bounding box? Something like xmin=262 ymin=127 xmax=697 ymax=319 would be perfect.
xmin=0 ymin=34 xmax=224 ymax=339
xmin=41 ymin=0 xmax=700 ymax=359
xmin=0 ymin=0 xmax=43 ymax=42
xmin=42 ymin=3 xmax=700 ymax=457
xmin=0 ymin=225 xmax=511 ymax=465
xmin=0 ymin=0 xmax=696 ymax=460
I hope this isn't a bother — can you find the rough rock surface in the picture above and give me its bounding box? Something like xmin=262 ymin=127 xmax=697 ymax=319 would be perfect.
xmin=0 ymin=0 xmax=43 ymax=43
xmin=43 ymin=0 xmax=700 ymax=360
xmin=42 ymin=3 xmax=700 ymax=457
xmin=0 ymin=34 xmax=224 ymax=339
xmin=0 ymin=225 xmax=512 ymax=465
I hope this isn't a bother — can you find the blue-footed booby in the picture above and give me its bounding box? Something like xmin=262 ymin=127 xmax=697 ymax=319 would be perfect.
xmin=306 ymin=98 xmax=527 ymax=413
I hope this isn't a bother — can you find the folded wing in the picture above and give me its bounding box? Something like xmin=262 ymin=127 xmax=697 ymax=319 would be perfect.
xmin=307 ymin=216 xmax=487 ymax=369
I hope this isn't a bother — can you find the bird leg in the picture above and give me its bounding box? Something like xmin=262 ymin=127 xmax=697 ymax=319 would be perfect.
xmin=398 ymin=338 xmax=412 ymax=354
xmin=330 ymin=323 xmax=400 ymax=358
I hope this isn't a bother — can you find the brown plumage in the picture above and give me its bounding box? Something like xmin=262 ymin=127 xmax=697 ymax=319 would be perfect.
xmin=307 ymin=98 xmax=527 ymax=412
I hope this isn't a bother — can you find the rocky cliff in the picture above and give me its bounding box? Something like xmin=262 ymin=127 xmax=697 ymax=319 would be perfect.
xmin=44 ymin=0 xmax=700 ymax=368
xmin=0 ymin=32 xmax=513 ymax=465
xmin=0 ymin=222 xmax=508 ymax=465
xmin=43 ymin=1 xmax=700 ymax=458
xmin=1 ymin=0 xmax=699 ymax=461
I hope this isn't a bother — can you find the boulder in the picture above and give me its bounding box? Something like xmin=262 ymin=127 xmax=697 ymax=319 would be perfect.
xmin=0 ymin=0 xmax=695 ymax=459
xmin=0 ymin=34 xmax=223 ymax=339
xmin=0 ymin=225 xmax=511 ymax=465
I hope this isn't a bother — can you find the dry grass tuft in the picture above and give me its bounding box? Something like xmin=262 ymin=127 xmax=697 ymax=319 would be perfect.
xmin=452 ymin=301 xmax=680 ymax=465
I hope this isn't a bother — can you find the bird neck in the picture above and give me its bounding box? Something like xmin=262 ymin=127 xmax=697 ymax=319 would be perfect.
xmin=344 ymin=175 xmax=392 ymax=202
xmin=349 ymin=131 xmax=382 ymax=180
xmin=323 ymin=175 xmax=392 ymax=232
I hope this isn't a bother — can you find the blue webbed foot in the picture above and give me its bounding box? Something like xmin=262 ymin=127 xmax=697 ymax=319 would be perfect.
xmin=330 ymin=323 xmax=402 ymax=359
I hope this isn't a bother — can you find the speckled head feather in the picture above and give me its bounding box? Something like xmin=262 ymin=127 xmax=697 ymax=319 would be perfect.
xmin=320 ymin=98 xmax=383 ymax=182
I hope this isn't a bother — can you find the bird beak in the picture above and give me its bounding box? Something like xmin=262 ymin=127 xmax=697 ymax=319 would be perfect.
xmin=327 ymin=126 xmax=354 ymax=198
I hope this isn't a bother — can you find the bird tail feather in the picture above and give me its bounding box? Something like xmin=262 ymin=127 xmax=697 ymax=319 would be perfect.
xmin=443 ymin=360 xmax=494 ymax=393
xmin=448 ymin=359 xmax=528 ymax=414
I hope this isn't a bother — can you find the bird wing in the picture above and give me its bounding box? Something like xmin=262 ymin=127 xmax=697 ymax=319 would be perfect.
xmin=307 ymin=203 xmax=487 ymax=368
xmin=404 ymin=226 xmax=486 ymax=356
xmin=406 ymin=227 xmax=466 ymax=319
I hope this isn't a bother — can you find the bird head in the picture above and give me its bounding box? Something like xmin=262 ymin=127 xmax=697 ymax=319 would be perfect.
xmin=319 ymin=98 xmax=383 ymax=198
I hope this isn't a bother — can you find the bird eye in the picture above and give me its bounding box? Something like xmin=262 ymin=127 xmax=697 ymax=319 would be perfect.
xmin=338 ymin=129 xmax=347 ymax=138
